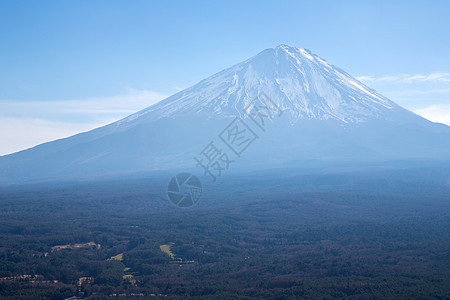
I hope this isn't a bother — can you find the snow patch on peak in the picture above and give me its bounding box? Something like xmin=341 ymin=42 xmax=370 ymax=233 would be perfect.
xmin=299 ymin=48 xmax=315 ymax=61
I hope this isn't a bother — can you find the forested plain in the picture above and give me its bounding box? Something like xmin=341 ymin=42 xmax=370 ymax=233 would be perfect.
xmin=0 ymin=167 xmax=449 ymax=299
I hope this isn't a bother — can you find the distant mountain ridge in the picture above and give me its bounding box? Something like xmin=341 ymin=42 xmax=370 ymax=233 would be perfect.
xmin=1 ymin=45 xmax=450 ymax=184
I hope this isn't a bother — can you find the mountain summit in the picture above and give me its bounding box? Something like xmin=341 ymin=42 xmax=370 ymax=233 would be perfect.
xmin=1 ymin=45 xmax=450 ymax=184
xmin=119 ymin=45 xmax=402 ymax=125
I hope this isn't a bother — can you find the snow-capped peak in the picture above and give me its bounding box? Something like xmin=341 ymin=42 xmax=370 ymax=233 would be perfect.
xmin=118 ymin=45 xmax=402 ymax=126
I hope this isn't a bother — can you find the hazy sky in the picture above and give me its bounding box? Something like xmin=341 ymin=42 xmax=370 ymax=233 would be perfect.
xmin=1 ymin=0 xmax=449 ymax=155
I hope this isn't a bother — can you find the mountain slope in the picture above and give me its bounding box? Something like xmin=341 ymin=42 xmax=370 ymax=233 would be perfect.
xmin=1 ymin=45 xmax=450 ymax=184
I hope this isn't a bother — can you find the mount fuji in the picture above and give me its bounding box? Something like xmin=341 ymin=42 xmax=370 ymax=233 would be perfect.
xmin=1 ymin=45 xmax=450 ymax=184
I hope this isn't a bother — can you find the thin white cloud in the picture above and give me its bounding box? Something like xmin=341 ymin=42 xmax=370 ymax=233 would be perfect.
xmin=0 ymin=117 xmax=111 ymax=156
xmin=356 ymin=72 xmax=450 ymax=111
xmin=0 ymin=89 xmax=167 ymax=120
xmin=414 ymin=105 xmax=450 ymax=126
xmin=385 ymin=88 xmax=450 ymax=98
xmin=0 ymin=89 xmax=167 ymax=156
xmin=341 ymin=72 xmax=450 ymax=126
xmin=356 ymin=72 xmax=450 ymax=83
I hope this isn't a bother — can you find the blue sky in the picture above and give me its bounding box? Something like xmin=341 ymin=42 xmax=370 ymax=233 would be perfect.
xmin=1 ymin=0 xmax=450 ymax=155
